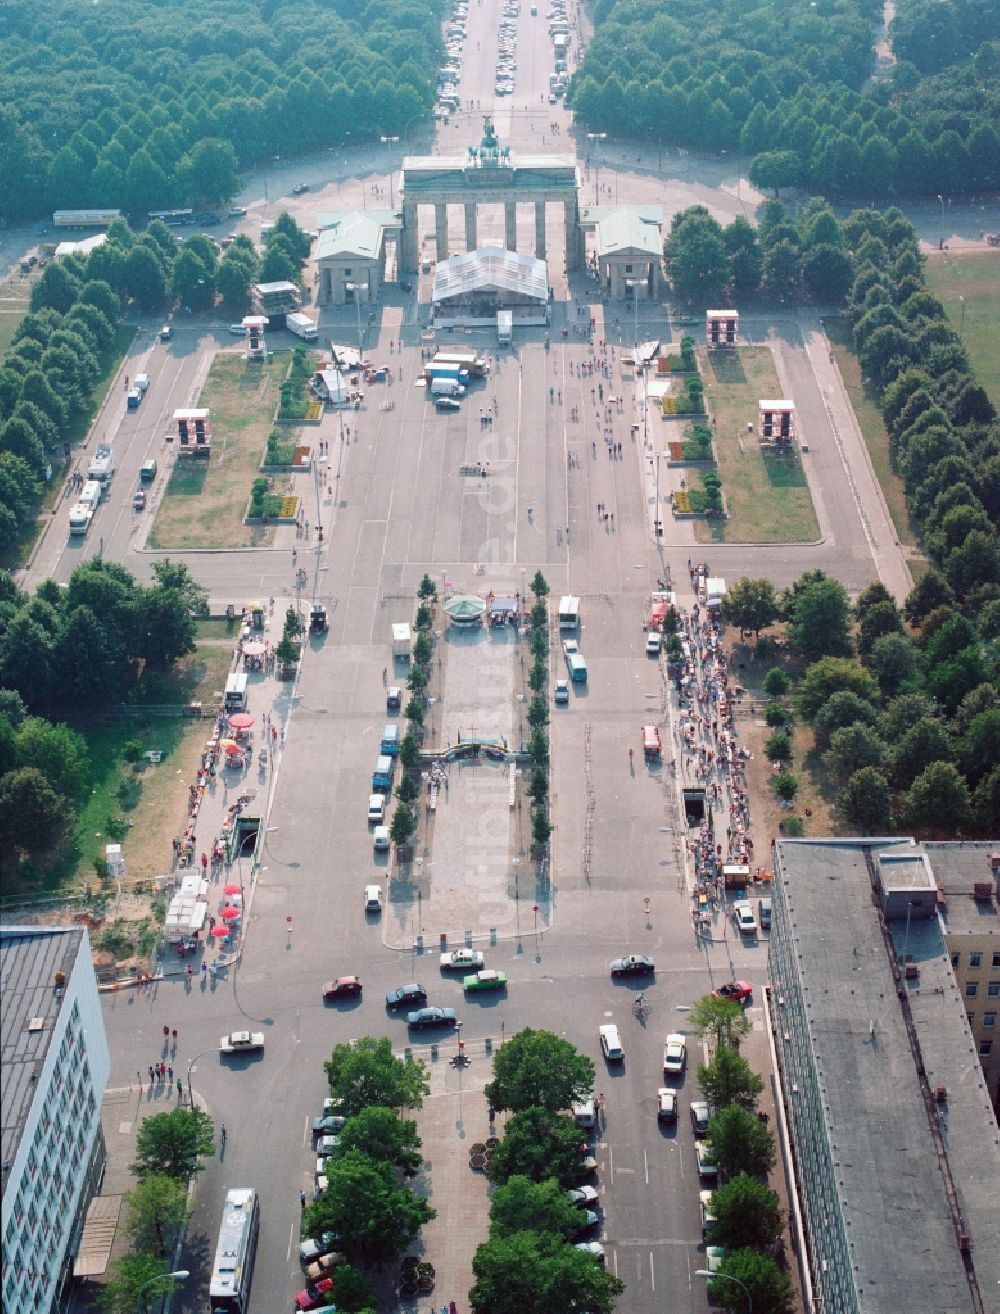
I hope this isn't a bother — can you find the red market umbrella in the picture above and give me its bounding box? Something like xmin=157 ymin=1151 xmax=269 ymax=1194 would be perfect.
xmin=223 ymin=883 xmax=241 ymax=896
xmin=223 ymin=742 xmax=243 ymax=756
xmin=228 ymin=713 xmax=254 ymax=731
xmin=210 ymin=924 xmax=231 ymax=938
xmin=220 ymin=905 xmax=241 ymax=921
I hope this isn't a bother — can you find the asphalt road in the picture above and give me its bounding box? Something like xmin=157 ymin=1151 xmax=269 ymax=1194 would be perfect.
xmin=76 ymin=4 xmax=911 ymax=1314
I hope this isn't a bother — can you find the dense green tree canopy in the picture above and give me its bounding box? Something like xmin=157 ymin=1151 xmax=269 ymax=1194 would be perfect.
xmin=0 ymin=0 xmax=440 ymax=222
xmin=471 ymin=1229 xmax=624 ymax=1314
xmin=484 ymin=1029 xmax=594 ymax=1115
xmin=324 ymin=1036 xmax=429 ymax=1116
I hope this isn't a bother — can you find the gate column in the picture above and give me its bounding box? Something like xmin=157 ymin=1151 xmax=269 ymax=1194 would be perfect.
xmin=401 ymin=201 xmax=419 ymax=274
xmin=504 ymin=201 xmax=518 ymax=253
xmin=465 ymin=202 xmax=478 ymax=252
xmin=534 ymin=201 xmax=546 ymax=260
xmin=435 ymin=202 xmax=449 ymax=263
xmin=564 ymin=196 xmax=581 ymax=270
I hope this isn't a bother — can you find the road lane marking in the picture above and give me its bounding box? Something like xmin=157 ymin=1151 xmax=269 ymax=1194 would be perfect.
xmin=649 ymin=1250 xmax=655 ymax=1291
xmin=643 ymin=1147 xmax=649 ymax=1185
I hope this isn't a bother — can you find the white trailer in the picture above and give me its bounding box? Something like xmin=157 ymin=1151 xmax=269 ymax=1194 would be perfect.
xmin=497 ymin=309 xmax=513 ymax=345
xmin=87 ymin=443 xmax=115 ymax=486
xmin=392 ymin=623 xmax=411 ymax=660
xmin=79 ymin=480 xmax=103 ymax=510
xmin=68 ymin=502 xmax=94 ymax=536
xmin=286 ymin=312 xmax=318 ymax=341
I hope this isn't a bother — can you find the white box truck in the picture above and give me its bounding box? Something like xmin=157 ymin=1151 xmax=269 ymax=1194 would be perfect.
xmin=68 ymin=502 xmax=94 ymax=536
xmin=392 ymin=623 xmax=411 ymax=661
xmin=497 ymin=309 xmax=513 ymax=345
xmin=429 ymin=377 xmax=465 ymax=398
xmin=286 ymin=312 xmax=318 ymax=341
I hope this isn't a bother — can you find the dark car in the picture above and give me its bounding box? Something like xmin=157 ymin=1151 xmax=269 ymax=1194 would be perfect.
xmin=292 ymin=182 xmax=310 ymax=195
xmin=406 ymin=1006 xmax=458 ymax=1029
xmin=609 ymin=955 xmax=655 ymax=977
xmin=386 ymin=983 xmax=427 ymax=1011
xmin=197 ymin=211 xmax=220 ymax=225
xmin=435 ymin=396 xmax=462 ymax=411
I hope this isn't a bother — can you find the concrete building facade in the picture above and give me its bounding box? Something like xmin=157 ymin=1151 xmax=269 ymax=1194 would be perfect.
xmin=767 ymin=838 xmax=1000 ymax=1314
xmin=399 ymin=119 xmax=581 ymax=274
xmin=1 ymin=927 xmax=111 ymax=1314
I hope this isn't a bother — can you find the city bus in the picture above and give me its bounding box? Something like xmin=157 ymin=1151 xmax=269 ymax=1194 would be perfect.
xmin=558 ymin=595 xmax=580 ymax=630
xmin=148 ymin=208 xmax=195 ymax=226
xmin=52 ymin=209 xmax=122 ymax=228
xmin=209 ymin=1188 xmax=260 ymax=1314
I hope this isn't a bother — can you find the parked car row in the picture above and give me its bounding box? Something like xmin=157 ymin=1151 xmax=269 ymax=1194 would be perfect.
xmin=496 ymin=2 xmax=520 ymax=97
xmin=435 ymin=2 xmax=468 ymax=121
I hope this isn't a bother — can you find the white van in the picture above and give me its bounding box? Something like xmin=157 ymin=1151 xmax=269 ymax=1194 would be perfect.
xmin=373 ymin=826 xmax=390 ymax=852
xmin=573 ymin=1098 xmax=597 ymax=1129
xmin=224 ymin=673 xmax=249 ymax=711
xmin=367 ymin=794 xmax=386 ymax=824
xmin=599 ymin=1024 xmax=624 ymax=1062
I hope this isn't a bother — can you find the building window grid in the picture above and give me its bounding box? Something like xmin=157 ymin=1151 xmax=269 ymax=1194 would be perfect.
xmin=987 ymin=981 xmax=1000 ymax=997
xmin=992 ymin=952 xmax=1000 ymax=969
xmin=984 ymin=1012 xmax=996 ymax=1027
xmin=980 ymin=1040 xmax=993 ymax=1056
xmin=965 ymin=982 xmax=978 ymax=998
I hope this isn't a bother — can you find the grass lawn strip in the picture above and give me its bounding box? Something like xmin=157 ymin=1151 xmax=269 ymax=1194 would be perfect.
xmin=691 ymin=346 xmax=819 ymax=544
xmin=924 ymin=250 xmax=1000 ymax=410
xmin=149 ymin=351 xmax=290 ymax=550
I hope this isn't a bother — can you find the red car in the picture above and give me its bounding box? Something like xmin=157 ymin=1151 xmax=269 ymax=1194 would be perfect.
xmin=323 ymin=976 xmax=362 ymax=999
xmin=295 ymin=1278 xmax=334 ymax=1311
xmin=712 ymin=980 xmax=752 ymax=1003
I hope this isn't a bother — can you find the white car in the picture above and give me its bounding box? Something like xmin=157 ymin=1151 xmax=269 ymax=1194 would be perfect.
xmin=367 ymin=794 xmax=386 ymax=824
xmin=734 ymin=900 xmax=758 ymax=935
xmin=440 ymin=948 xmax=485 ymax=970
xmin=567 ymin=1186 xmax=599 ymax=1207
xmin=695 ymin=1140 xmax=718 ymax=1182
xmin=220 ymin=1030 xmax=264 ymax=1054
xmin=365 ymin=884 xmax=383 ymax=913
xmin=662 ymin=1033 xmax=686 ymax=1075
xmin=373 ymin=826 xmax=390 ymax=852
xmin=657 ymin=1088 xmax=677 ymax=1123
xmin=700 ymin=1189 xmax=717 ymax=1236
xmin=574 ymin=1242 xmax=606 ymax=1263
xmin=562 ymin=638 xmax=579 ymax=656
xmin=554 ymin=679 xmax=570 ymax=704
xmin=645 ymin=632 xmax=661 ymax=656
xmin=229 ymin=323 xmax=247 ymax=335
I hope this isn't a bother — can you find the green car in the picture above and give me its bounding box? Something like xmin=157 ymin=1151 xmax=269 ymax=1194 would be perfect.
xmin=463 ymin=969 xmax=508 ymax=992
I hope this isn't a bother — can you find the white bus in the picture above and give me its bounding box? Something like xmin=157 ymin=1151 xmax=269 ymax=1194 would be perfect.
xmin=558 ymin=595 xmax=580 ymax=630
xmin=52 ymin=209 xmax=122 ymax=228
xmin=209 ymin=1188 xmax=260 ymax=1314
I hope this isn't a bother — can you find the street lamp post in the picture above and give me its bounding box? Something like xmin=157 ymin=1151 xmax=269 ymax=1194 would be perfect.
xmin=186 ymin=1048 xmax=218 ymax=1109
xmin=137 ymin=1271 xmax=189 ymax=1314
xmin=380 ymin=136 xmax=400 ymax=208
xmin=959 ymin=294 xmax=965 ymax=336
xmin=694 ymin=1268 xmax=751 ymax=1312
xmin=586 ymin=132 xmax=607 ymax=206
xmin=937 ymin=193 xmax=945 ymax=247
xmin=344 ymin=283 xmax=368 ymax=357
